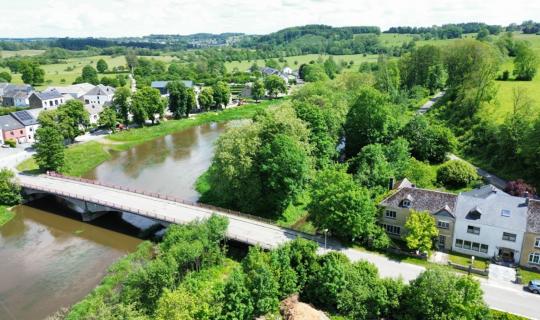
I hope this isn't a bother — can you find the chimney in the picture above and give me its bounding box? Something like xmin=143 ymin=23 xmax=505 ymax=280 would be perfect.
xmin=525 ymin=191 xmax=530 ymax=205
xmin=388 ymin=178 xmax=395 ymax=190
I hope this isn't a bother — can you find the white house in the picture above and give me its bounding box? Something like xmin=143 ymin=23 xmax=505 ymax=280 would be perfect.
xmin=82 ymin=84 xmax=115 ymax=106
xmin=85 ymin=103 xmax=106 ymax=125
xmin=45 ymin=83 xmax=95 ymax=99
xmin=28 ymin=91 xmax=65 ymax=110
xmin=453 ymin=185 xmax=528 ymax=264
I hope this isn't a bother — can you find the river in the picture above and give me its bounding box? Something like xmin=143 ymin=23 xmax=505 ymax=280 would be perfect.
xmin=0 ymin=121 xmax=239 ymax=320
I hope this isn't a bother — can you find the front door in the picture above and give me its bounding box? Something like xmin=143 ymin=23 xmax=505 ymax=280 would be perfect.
xmin=438 ymin=235 xmax=446 ymax=249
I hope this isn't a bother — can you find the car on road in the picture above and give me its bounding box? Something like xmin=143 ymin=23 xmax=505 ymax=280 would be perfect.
xmin=527 ymin=280 xmax=540 ymax=294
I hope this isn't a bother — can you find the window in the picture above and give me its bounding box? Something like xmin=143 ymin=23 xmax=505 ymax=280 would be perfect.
xmin=381 ymin=223 xmax=401 ymax=236
xmin=501 ymin=209 xmax=511 ymax=217
xmin=402 ymin=199 xmax=411 ymax=207
xmin=19 ymin=130 xmax=23 ymax=134
xmin=437 ymin=220 xmax=450 ymax=229
xmin=502 ymin=232 xmax=516 ymax=242
xmin=49 ymin=101 xmax=53 ymax=106
xmin=467 ymin=225 xmax=480 ymax=235
xmin=385 ymin=210 xmax=397 ymax=219
xmin=472 ymin=242 xmax=480 ymax=252
xmin=535 ymin=238 xmax=540 ymax=248
xmin=529 ymin=252 xmax=540 ymax=265
xmin=480 ymin=244 xmax=488 ymax=253
xmin=455 ymin=239 xmax=463 ymax=248
xmin=463 ymin=240 xmax=472 ymax=250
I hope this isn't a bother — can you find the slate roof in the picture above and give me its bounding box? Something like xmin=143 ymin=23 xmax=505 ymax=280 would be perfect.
xmin=84 ymin=84 xmax=115 ymax=96
xmin=3 ymin=84 xmax=34 ymax=97
xmin=455 ymin=185 xmax=528 ymax=232
xmin=526 ymin=199 xmax=540 ymax=234
xmin=11 ymin=110 xmax=38 ymax=126
xmin=0 ymin=115 xmax=24 ymax=131
xmin=45 ymin=83 xmax=95 ymax=98
xmin=33 ymin=90 xmax=63 ymax=100
xmin=380 ymin=187 xmax=458 ymax=215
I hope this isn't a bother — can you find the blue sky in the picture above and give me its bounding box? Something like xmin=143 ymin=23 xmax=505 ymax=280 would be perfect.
xmin=2 ymin=0 xmax=540 ymax=37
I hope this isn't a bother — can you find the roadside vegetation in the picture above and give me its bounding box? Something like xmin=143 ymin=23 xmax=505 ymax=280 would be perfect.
xmin=0 ymin=168 xmax=22 ymax=226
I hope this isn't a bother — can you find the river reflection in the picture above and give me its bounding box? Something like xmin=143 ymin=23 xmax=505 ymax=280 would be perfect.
xmin=84 ymin=121 xmax=247 ymax=202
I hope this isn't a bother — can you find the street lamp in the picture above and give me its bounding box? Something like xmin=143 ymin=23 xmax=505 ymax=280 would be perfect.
xmin=323 ymin=228 xmax=328 ymax=251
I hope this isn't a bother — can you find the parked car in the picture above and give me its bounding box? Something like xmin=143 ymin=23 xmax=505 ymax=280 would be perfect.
xmin=528 ymin=280 xmax=540 ymax=294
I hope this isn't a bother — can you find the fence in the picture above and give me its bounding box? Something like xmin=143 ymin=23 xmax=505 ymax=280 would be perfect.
xmin=448 ymin=261 xmax=489 ymax=277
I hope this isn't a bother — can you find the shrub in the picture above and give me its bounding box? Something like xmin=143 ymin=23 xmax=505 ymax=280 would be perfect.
xmin=5 ymin=139 xmax=16 ymax=148
xmin=436 ymin=160 xmax=478 ymax=188
xmin=505 ymin=179 xmax=536 ymax=197
xmin=0 ymin=168 xmax=22 ymax=205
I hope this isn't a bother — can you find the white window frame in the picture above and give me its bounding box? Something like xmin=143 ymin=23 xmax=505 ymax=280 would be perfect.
xmin=535 ymin=238 xmax=540 ymax=248
xmin=529 ymin=252 xmax=540 ymax=265
xmin=502 ymin=232 xmax=516 ymax=242
xmin=437 ymin=220 xmax=450 ymax=229
xmin=467 ymin=225 xmax=480 ymax=235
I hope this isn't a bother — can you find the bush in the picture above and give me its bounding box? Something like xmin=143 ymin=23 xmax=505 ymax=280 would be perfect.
xmin=504 ymin=179 xmax=536 ymax=197
xmin=5 ymin=139 xmax=16 ymax=148
xmin=0 ymin=168 xmax=21 ymax=205
xmin=436 ymin=160 xmax=478 ymax=188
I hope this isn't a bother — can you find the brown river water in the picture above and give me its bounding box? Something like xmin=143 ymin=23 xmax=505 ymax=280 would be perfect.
xmin=0 ymin=121 xmax=241 ymax=320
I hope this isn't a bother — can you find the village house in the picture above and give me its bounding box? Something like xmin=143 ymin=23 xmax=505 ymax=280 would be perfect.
xmin=0 ymin=114 xmax=26 ymax=144
xmin=379 ymin=179 xmax=458 ymax=250
xmin=1 ymin=84 xmax=34 ymax=107
xmin=82 ymin=84 xmax=115 ymax=106
xmin=44 ymin=83 xmax=95 ymax=100
xmin=11 ymin=110 xmax=39 ymax=143
xmin=520 ymin=199 xmax=540 ymax=270
xmin=452 ymin=185 xmax=528 ymax=265
xmin=28 ymin=91 xmax=65 ymax=110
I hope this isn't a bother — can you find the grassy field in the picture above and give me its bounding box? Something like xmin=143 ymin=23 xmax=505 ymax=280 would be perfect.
xmin=1 ymin=54 xmax=178 ymax=89
xmin=0 ymin=49 xmax=45 ymax=58
xmin=448 ymin=251 xmax=488 ymax=269
xmin=17 ymin=99 xmax=282 ymax=176
xmin=0 ymin=206 xmax=14 ymax=226
xmin=225 ymin=53 xmax=379 ymax=72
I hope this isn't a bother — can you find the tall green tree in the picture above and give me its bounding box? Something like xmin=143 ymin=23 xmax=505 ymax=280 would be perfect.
xmin=252 ymin=80 xmax=265 ymax=101
xmin=219 ymin=268 xmax=254 ymax=320
xmin=167 ymin=81 xmax=196 ymax=119
xmin=242 ymin=247 xmax=280 ymax=316
xmin=404 ymin=210 xmax=439 ymax=254
xmin=323 ymin=56 xmax=339 ymax=79
xmin=375 ymin=55 xmax=400 ymax=98
xmin=198 ymin=87 xmax=215 ymax=111
xmin=20 ymin=62 xmax=45 ymax=85
xmin=399 ymin=45 xmax=446 ymax=94
xmin=57 ymin=100 xmax=90 ymax=142
xmin=77 ymin=65 xmax=99 ymax=85
xmin=0 ymin=168 xmax=21 ymax=205
xmin=131 ymin=87 xmax=165 ymax=125
xmin=0 ymin=71 xmax=12 ymax=83
xmin=513 ymin=40 xmax=539 ymax=80
xmin=400 ymin=116 xmax=456 ymax=163
xmin=401 ymin=268 xmax=488 ymax=320
xmin=34 ymin=126 xmax=65 ymax=171
xmin=96 ymin=58 xmax=108 ymax=73
xmin=98 ymin=106 xmax=117 ymax=131
xmin=113 ymin=87 xmax=131 ymax=125
xmin=263 ymin=74 xmax=287 ymax=98
xmin=344 ymin=86 xmax=399 ymax=158
xmin=212 ymin=81 xmax=231 ymax=109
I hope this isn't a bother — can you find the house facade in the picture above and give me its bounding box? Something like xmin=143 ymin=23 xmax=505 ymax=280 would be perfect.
xmin=520 ymin=199 xmax=540 ymax=269
xmin=28 ymin=91 xmax=65 ymax=110
xmin=1 ymin=84 xmax=34 ymax=107
xmin=11 ymin=110 xmax=39 ymax=143
xmin=0 ymin=115 xmax=26 ymax=144
xmin=453 ymin=186 xmax=528 ymax=264
xmin=379 ymin=180 xmax=458 ymax=250
xmin=82 ymin=84 xmax=115 ymax=106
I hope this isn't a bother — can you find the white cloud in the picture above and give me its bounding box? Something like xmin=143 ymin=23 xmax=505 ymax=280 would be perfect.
xmin=0 ymin=0 xmax=539 ymax=37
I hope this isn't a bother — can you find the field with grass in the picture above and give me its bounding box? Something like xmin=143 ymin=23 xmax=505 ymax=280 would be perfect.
xmin=0 ymin=49 xmax=45 ymax=58
xmin=225 ymin=53 xmax=378 ymax=72
xmin=1 ymin=54 xmax=178 ymax=89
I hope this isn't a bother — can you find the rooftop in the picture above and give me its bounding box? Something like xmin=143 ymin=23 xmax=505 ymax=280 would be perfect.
xmin=84 ymin=84 xmax=115 ymax=96
xmin=0 ymin=114 xmax=24 ymax=131
xmin=151 ymin=80 xmax=193 ymax=89
xmin=380 ymin=186 xmax=458 ymax=215
xmin=33 ymin=90 xmax=64 ymax=100
xmin=11 ymin=110 xmax=38 ymax=126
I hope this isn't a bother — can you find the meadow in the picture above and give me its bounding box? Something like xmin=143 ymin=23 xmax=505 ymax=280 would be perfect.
xmin=0 ymin=49 xmax=45 ymax=58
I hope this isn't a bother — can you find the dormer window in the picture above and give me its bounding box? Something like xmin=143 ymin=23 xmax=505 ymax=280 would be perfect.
xmin=466 ymin=207 xmax=482 ymax=220
xmin=402 ymin=199 xmax=411 ymax=208
xmin=501 ymin=209 xmax=511 ymax=217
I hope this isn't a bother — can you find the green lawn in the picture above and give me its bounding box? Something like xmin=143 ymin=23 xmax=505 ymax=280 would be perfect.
xmin=448 ymin=251 xmax=488 ymax=270
xmin=518 ymin=268 xmax=540 ymax=285
xmin=0 ymin=206 xmax=14 ymax=226
xmin=225 ymin=53 xmax=378 ymax=72
xmin=0 ymin=49 xmax=45 ymax=58
xmin=17 ymin=99 xmax=282 ymax=177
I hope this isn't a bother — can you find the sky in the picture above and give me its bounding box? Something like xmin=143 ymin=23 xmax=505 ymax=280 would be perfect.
xmin=2 ymin=0 xmax=540 ymax=38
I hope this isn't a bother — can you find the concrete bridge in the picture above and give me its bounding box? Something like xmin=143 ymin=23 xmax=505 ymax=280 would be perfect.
xmin=17 ymin=173 xmax=318 ymax=249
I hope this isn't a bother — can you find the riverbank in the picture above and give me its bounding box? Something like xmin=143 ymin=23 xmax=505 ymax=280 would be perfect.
xmin=17 ymin=99 xmax=283 ymax=177
xmin=0 ymin=205 xmax=14 ymax=226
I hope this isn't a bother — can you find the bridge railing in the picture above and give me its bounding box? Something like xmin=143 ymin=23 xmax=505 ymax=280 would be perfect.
xmin=45 ymin=171 xmax=278 ymax=227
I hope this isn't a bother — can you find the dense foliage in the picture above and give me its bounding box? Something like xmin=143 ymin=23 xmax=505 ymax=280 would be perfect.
xmin=0 ymin=168 xmax=21 ymax=206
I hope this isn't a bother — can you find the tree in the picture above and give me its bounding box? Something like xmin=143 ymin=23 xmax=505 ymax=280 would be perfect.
xmin=344 ymin=86 xmax=399 ymax=158
xmin=57 ymin=100 xmax=90 ymax=142
xmin=304 ymin=252 xmax=349 ymax=311
xmin=125 ymin=50 xmax=138 ymax=70
xmin=34 ymin=126 xmax=65 ymax=171
xmin=504 ymin=179 xmax=536 ymax=197
xmin=20 ymin=62 xmax=45 ymax=85
xmin=220 ymin=268 xmax=254 ymax=320
xmin=167 ymin=81 xmax=196 ymax=119
xmin=98 ymin=106 xmax=117 ymax=131
xmin=302 ymin=64 xmax=329 ymax=82
xmin=400 ymin=116 xmax=456 ymax=163
xmin=353 ymin=144 xmax=394 ymax=193
xmin=399 ymin=45 xmax=446 ymax=94
xmin=404 ymin=210 xmax=439 ymax=254
xmin=0 ymin=71 xmax=12 ymax=83
xmin=401 ymin=268 xmax=488 ymax=320
xmin=375 ymin=55 xmax=400 ymax=98
xmin=131 ymin=87 xmax=165 ymax=125
xmin=263 ymin=74 xmax=287 ymax=98
xmin=513 ymin=40 xmax=539 ymax=81
xmin=476 ymin=27 xmax=490 ymax=41
xmin=242 ymin=247 xmax=280 ymax=316
xmin=309 ymin=165 xmax=384 ymax=245
xmin=252 ymin=80 xmax=265 ymax=101
xmin=96 ymin=58 xmax=108 ymax=73
xmin=323 ymin=56 xmax=339 ymax=79
xmin=212 ymin=81 xmax=231 ymax=109
xmin=436 ymin=160 xmax=478 ymax=188
xmin=0 ymin=168 xmax=21 ymax=205
xmin=113 ymin=87 xmax=131 ymax=125
xmin=76 ymin=65 xmax=99 ymax=85
xmin=198 ymin=87 xmax=214 ymax=111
